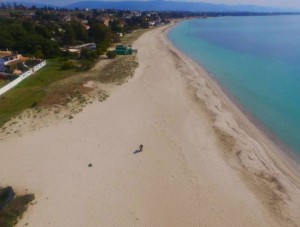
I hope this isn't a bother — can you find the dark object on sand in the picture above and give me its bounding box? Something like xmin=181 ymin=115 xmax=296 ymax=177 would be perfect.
xmin=139 ymin=144 xmax=143 ymax=152
xmin=88 ymin=163 xmax=93 ymax=167
xmin=133 ymin=145 xmax=144 ymax=154
xmin=0 ymin=193 xmax=35 ymax=227
xmin=0 ymin=186 xmax=15 ymax=210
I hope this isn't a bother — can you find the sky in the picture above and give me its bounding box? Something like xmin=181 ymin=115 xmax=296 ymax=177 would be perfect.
xmin=6 ymin=0 xmax=300 ymax=10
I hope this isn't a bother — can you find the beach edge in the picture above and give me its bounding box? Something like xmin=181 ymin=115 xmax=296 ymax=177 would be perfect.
xmin=163 ymin=20 xmax=300 ymax=224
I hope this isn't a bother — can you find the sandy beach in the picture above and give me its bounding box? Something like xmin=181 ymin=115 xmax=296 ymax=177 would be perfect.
xmin=1 ymin=23 xmax=300 ymax=226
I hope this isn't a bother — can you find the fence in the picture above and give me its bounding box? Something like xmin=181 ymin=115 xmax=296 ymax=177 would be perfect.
xmin=0 ymin=60 xmax=46 ymax=96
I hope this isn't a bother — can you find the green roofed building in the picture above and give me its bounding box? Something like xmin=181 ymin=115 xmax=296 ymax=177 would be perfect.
xmin=115 ymin=45 xmax=133 ymax=55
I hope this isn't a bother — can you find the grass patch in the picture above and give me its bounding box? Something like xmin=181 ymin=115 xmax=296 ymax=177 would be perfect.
xmin=122 ymin=29 xmax=150 ymax=46
xmin=0 ymin=192 xmax=34 ymax=227
xmin=94 ymin=56 xmax=138 ymax=84
xmin=0 ymin=59 xmax=79 ymax=127
xmin=38 ymin=81 xmax=91 ymax=107
xmin=0 ymin=80 xmax=9 ymax=89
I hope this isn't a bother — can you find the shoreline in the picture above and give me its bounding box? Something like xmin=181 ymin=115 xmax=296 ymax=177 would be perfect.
xmin=163 ymin=21 xmax=300 ymax=224
xmin=166 ymin=21 xmax=300 ymax=176
xmin=168 ymin=20 xmax=300 ymax=166
xmin=180 ymin=46 xmax=300 ymax=168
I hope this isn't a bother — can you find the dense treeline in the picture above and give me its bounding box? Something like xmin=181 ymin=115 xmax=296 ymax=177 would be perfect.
xmin=0 ymin=18 xmax=60 ymax=58
xmin=0 ymin=7 xmax=155 ymax=59
xmin=0 ymin=16 xmax=115 ymax=59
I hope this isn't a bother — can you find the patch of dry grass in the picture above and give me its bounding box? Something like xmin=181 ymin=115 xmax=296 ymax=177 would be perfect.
xmin=0 ymin=80 xmax=9 ymax=89
xmin=93 ymin=56 xmax=138 ymax=84
xmin=121 ymin=29 xmax=150 ymax=46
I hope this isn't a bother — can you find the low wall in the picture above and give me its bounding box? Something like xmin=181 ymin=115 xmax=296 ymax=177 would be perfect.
xmin=0 ymin=61 xmax=46 ymax=96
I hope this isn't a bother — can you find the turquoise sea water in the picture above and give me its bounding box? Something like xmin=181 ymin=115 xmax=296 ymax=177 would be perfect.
xmin=168 ymin=16 xmax=300 ymax=156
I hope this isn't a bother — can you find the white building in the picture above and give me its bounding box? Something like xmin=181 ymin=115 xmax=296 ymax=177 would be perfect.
xmin=0 ymin=51 xmax=31 ymax=75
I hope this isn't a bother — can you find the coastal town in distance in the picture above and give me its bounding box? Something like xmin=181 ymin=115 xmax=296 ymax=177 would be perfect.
xmin=1 ymin=1 xmax=300 ymax=227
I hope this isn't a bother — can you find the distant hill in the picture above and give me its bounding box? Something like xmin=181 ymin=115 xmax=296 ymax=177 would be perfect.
xmin=66 ymin=1 xmax=288 ymax=12
xmin=2 ymin=1 xmax=58 ymax=8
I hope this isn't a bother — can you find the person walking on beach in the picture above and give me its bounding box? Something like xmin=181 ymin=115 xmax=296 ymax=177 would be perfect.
xmin=139 ymin=144 xmax=143 ymax=152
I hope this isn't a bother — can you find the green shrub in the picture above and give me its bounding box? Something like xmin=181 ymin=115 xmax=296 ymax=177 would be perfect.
xmin=80 ymin=49 xmax=99 ymax=60
xmin=106 ymin=51 xmax=117 ymax=59
xmin=61 ymin=60 xmax=75 ymax=70
xmin=77 ymin=60 xmax=93 ymax=71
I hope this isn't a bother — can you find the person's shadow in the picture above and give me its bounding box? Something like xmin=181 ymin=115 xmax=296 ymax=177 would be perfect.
xmin=133 ymin=149 xmax=142 ymax=154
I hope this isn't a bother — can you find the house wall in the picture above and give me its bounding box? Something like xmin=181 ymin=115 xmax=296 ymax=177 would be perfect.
xmin=0 ymin=62 xmax=4 ymax=72
xmin=0 ymin=54 xmax=19 ymax=72
xmin=0 ymin=58 xmax=7 ymax=71
xmin=0 ymin=60 xmax=46 ymax=96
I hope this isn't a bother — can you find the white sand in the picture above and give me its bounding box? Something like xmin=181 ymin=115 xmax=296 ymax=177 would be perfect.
xmin=0 ymin=24 xmax=300 ymax=227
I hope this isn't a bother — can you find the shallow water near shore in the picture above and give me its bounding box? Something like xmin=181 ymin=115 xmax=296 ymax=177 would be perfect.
xmin=168 ymin=16 xmax=300 ymax=157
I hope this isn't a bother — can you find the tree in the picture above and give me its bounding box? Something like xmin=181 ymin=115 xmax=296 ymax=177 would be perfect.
xmin=41 ymin=39 xmax=60 ymax=58
xmin=22 ymin=21 xmax=35 ymax=33
xmin=10 ymin=23 xmax=27 ymax=41
xmin=141 ymin=20 xmax=149 ymax=29
xmin=61 ymin=24 xmax=76 ymax=45
xmin=89 ymin=23 xmax=111 ymax=46
xmin=34 ymin=49 xmax=44 ymax=59
xmin=71 ymin=21 xmax=88 ymax=42
xmin=109 ymin=19 xmax=123 ymax=33
xmin=77 ymin=13 xmax=85 ymax=20
xmin=111 ymin=33 xmax=120 ymax=43
xmin=35 ymin=25 xmax=52 ymax=38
